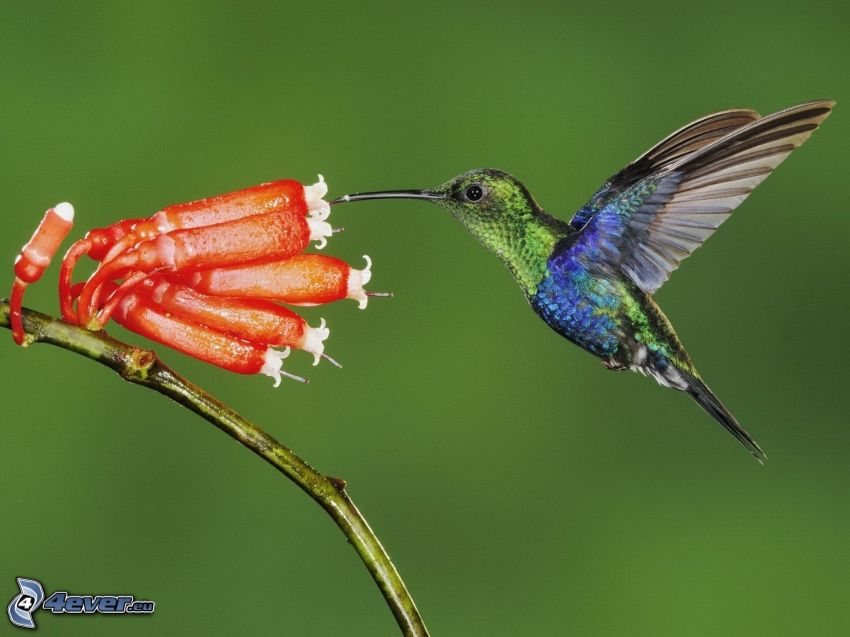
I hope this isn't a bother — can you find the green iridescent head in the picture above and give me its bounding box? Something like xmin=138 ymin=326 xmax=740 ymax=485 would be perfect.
xmin=433 ymin=166 xmax=535 ymax=214
xmin=332 ymin=168 xmax=567 ymax=293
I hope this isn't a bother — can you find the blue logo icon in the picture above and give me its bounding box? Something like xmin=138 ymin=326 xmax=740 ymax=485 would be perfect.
xmin=7 ymin=578 xmax=44 ymax=629
xmin=7 ymin=577 xmax=155 ymax=629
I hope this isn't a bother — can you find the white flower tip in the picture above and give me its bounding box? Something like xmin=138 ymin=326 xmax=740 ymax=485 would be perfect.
xmin=301 ymin=318 xmax=330 ymax=366
xmin=309 ymin=201 xmax=331 ymax=222
xmin=260 ymin=347 xmax=294 ymax=388
xmin=346 ymin=255 xmax=373 ymax=309
xmin=305 ymin=175 xmax=331 ymax=221
xmin=53 ymin=202 xmax=75 ymax=222
xmin=361 ymin=255 xmax=372 ymax=284
xmin=308 ymin=218 xmax=333 ymax=249
xmin=261 ymin=349 xmax=284 ymax=387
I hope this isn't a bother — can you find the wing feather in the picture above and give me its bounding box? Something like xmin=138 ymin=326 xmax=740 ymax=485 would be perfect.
xmin=575 ymin=100 xmax=835 ymax=294
xmin=569 ymin=108 xmax=761 ymax=229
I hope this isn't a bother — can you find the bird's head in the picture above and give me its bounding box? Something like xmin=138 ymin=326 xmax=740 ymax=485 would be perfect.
xmin=332 ymin=169 xmax=546 ymax=261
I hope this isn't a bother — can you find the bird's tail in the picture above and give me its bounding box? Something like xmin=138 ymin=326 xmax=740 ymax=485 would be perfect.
xmin=679 ymin=370 xmax=766 ymax=463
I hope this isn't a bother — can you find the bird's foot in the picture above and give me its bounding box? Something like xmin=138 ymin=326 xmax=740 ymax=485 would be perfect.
xmin=602 ymin=358 xmax=628 ymax=371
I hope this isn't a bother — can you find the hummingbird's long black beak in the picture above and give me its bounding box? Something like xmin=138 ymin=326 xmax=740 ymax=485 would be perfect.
xmin=330 ymin=190 xmax=444 ymax=205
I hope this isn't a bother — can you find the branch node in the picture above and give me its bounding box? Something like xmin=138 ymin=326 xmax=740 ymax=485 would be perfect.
xmin=122 ymin=347 xmax=158 ymax=381
xmin=329 ymin=475 xmax=348 ymax=493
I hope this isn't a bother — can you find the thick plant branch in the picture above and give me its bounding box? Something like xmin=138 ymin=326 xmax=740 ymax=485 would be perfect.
xmin=1 ymin=300 xmax=428 ymax=637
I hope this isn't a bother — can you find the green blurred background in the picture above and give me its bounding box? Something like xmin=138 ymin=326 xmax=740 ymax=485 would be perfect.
xmin=1 ymin=1 xmax=848 ymax=635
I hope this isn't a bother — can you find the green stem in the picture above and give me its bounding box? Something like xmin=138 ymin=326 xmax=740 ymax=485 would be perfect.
xmin=1 ymin=300 xmax=428 ymax=637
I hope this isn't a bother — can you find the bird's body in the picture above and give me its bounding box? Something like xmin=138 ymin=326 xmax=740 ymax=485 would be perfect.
xmin=532 ymin=236 xmax=694 ymax=384
xmin=334 ymin=100 xmax=835 ymax=461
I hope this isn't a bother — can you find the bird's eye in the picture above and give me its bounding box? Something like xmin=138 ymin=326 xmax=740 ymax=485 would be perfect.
xmin=464 ymin=184 xmax=484 ymax=202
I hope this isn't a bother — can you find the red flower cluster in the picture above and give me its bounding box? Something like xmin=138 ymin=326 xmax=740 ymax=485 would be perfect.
xmin=10 ymin=178 xmax=379 ymax=385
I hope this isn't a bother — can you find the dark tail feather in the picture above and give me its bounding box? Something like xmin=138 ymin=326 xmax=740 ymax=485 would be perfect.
xmin=681 ymin=371 xmax=766 ymax=463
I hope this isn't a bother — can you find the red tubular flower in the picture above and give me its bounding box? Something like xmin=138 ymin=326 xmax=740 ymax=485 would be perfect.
xmin=177 ymin=254 xmax=374 ymax=308
xmin=112 ymin=289 xmax=306 ymax=386
xmin=12 ymin=175 xmax=383 ymax=384
xmin=10 ymin=203 xmax=75 ymax=344
xmin=139 ymin=277 xmax=330 ymax=364
xmin=59 ymin=177 xmax=331 ymax=322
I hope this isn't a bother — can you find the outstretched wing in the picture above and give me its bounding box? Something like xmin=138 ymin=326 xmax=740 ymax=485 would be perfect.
xmin=569 ymin=108 xmax=761 ymax=230
xmin=574 ymin=100 xmax=834 ymax=294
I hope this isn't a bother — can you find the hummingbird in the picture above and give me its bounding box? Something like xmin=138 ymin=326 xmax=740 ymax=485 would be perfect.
xmin=333 ymin=100 xmax=834 ymax=462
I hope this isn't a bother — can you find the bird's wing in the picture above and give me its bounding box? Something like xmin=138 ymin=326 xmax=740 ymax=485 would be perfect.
xmin=569 ymin=108 xmax=761 ymax=230
xmin=573 ymin=100 xmax=834 ymax=294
